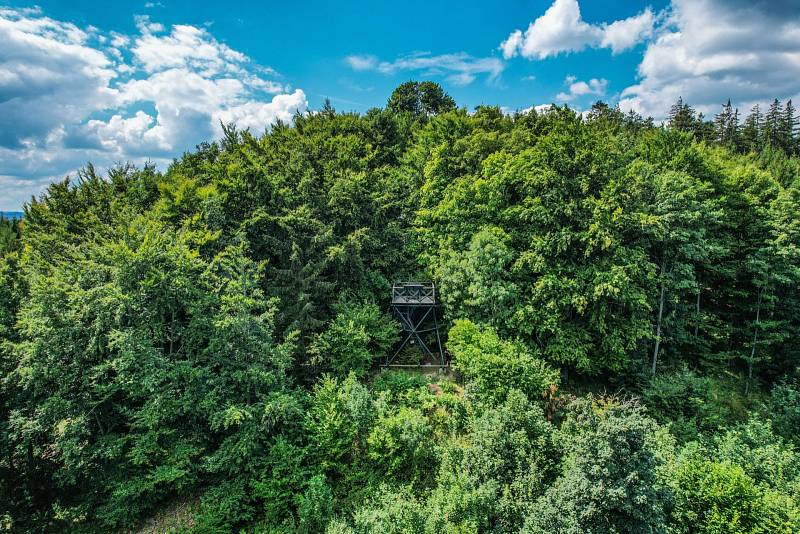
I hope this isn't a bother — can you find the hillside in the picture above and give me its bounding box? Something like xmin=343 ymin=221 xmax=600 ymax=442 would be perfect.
xmin=1 ymin=82 xmax=800 ymax=533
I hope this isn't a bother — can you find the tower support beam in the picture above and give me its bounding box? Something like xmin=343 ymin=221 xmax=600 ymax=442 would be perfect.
xmin=385 ymin=282 xmax=445 ymax=370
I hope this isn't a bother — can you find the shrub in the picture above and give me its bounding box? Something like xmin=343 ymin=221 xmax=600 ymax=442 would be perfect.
xmin=367 ymin=406 xmax=436 ymax=485
xmin=668 ymin=456 xmax=800 ymax=533
xmin=766 ymin=379 xmax=800 ymax=445
xmin=349 ymin=485 xmax=426 ymax=534
xmin=434 ymin=390 xmax=556 ymax=533
xmin=714 ymin=417 xmax=800 ymax=494
xmin=642 ymin=366 xmax=740 ymax=442
xmin=305 ymin=374 xmax=374 ymax=482
xmin=447 ymin=319 xmax=558 ymax=404
xmin=251 ymin=437 xmax=309 ymax=526
xmin=194 ymin=480 xmax=255 ymax=533
xmin=309 ymin=301 xmax=399 ymax=378
xmin=372 ymin=371 xmax=428 ymax=396
xmin=297 ymin=474 xmax=334 ymax=534
xmin=524 ymin=397 xmax=670 ymax=534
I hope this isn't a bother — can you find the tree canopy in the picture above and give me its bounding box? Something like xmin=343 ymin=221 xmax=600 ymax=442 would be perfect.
xmin=1 ymin=84 xmax=799 ymax=532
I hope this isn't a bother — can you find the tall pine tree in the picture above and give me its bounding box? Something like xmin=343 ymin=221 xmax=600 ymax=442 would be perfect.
xmin=741 ymin=104 xmax=763 ymax=153
xmin=764 ymin=99 xmax=785 ymax=150
xmin=714 ymin=99 xmax=740 ymax=150
xmin=668 ymin=97 xmax=698 ymax=134
xmin=784 ymin=100 xmax=797 ymax=155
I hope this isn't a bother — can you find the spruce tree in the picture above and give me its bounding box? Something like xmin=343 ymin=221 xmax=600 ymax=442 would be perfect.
xmin=668 ymin=97 xmax=698 ymax=133
xmin=714 ymin=99 xmax=739 ymax=149
xmin=784 ymin=99 xmax=797 ymax=154
xmin=741 ymin=104 xmax=762 ymax=153
xmin=764 ymin=98 xmax=784 ymax=150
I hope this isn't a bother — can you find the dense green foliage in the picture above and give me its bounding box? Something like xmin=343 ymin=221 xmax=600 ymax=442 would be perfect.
xmin=1 ymin=85 xmax=799 ymax=532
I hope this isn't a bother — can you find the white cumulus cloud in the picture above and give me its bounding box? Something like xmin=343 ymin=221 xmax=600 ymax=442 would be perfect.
xmin=500 ymin=0 xmax=655 ymax=59
xmin=601 ymin=9 xmax=656 ymax=53
xmin=503 ymin=0 xmax=800 ymax=121
xmin=555 ymin=75 xmax=608 ymax=102
xmin=618 ymin=0 xmax=800 ymax=120
xmin=0 ymin=7 xmax=307 ymax=210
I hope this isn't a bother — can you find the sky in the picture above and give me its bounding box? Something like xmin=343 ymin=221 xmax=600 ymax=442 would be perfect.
xmin=1 ymin=0 xmax=799 ymax=210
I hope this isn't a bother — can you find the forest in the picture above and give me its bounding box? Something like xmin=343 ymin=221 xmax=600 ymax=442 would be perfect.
xmin=1 ymin=81 xmax=800 ymax=533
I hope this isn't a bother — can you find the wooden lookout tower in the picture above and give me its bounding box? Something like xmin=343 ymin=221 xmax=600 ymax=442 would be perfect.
xmin=385 ymin=282 xmax=446 ymax=370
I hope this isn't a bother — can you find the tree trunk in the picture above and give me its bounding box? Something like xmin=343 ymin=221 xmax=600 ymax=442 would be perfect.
xmin=169 ymin=309 xmax=175 ymax=356
xmin=745 ymin=289 xmax=762 ymax=396
xmin=694 ymin=289 xmax=701 ymax=338
xmin=652 ymin=257 xmax=667 ymax=375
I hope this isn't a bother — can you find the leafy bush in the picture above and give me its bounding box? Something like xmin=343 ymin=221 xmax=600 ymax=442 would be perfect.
xmin=195 ymin=479 xmax=255 ymax=533
xmin=447 ymin=319 xmax=558 ymax=404
xmin=668 ymin=456 xmax=800 ymax=533
xmin=766 ymin=379 xmax=800 ymax=445
xmin=642 ymin=366 xmax=742 ymax=442
xmin=348 ymin=485 xmax=426 ymax=534
xmin=399 ymin=380 xmax=469 ymax=437
xmin=325 ymin=518 xmax=357 ymax=534
xmin=310 ymin=302 xmax=399 ymax=378
xmin=251 ymin=437 xmax=309 ymax=526
xmin=434 ymin=390 xmax=557 ymax=533
xmin=714 ymin=417 xmax=800 ymax=495
xmin=305 ymin=374 xmax=375 ymax=502
xmin=297 ymin=474 xmax=334 ymax=534
xmin=524 ymin=397 xmax=671 ymax=534
xmin=367 ymin=406 xmax=436 ymax=485
xmin=372 ymin=370 xmax=428 ymax=396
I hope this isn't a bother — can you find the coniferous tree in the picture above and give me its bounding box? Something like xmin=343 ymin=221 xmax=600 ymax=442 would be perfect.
xmin=714 ymin=99 xmax=740 ymax=150
xmin=623 ymin=108 xmax=654 ymax=134
xmin=764 ymin=98 xmax=785 ymax=150
xmin=784 ymin=99 xmax=797 ymax=154
xmin=715 ymin=101 xmax=733 ymax=142
xmin=668 ymin=97 xmax=698 ymax=134
xmin=741 ymin=104 xmax=763 ymax=153
xmin=695 ymin=112 xmax=717 ymax=143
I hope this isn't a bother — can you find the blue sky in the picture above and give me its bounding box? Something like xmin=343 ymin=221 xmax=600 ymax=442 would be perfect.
xmin=5 ymin=0 xmax=667 ymax=113
xmin=1 ymin=0 xmax=798 ymax=209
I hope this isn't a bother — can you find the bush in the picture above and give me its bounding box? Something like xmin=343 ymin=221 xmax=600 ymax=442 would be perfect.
xmin=399 ymin=379 xmax=469 ymax=437
xmin=305 ymin=374 xmax=374 ymax=485
xmin=433 ymin=390 xmax=556 ymax=533
xmin=325 ymin=518 xmax=356 ymax=534
xmin=447 ymin=319 xmax=558 ymax=404
xmin=642 ymin=366 xmax=741 ymax=442
xmin=422 ymin=472 xmax=496 ymax=533
xmin=349 ymin=485 xmax=426 ymax=534
xmin=524 ymin=397 xmax=670 ymax=534
xmin=668 ymin=456 xmax=800 ymax=533
xmin=372 ymin=371 xmax=428 ymax=396
xmin=297 ymin=474 xmax=334 ymax=534
xmin=367 ymin=406 xmax=436 ymax=485
xmin=766 ymin=379 xmax=800 ymax=445
xmin=195 ymin=480 xmax=255 ymax=533
xmin=310 ymin=302 xmax=399 ymax=378
xmin=714 ymin=417 xmax=800 ymax=495
xmin=251 ymin=437 xmax=309 ymax=526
